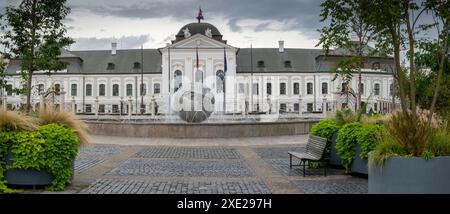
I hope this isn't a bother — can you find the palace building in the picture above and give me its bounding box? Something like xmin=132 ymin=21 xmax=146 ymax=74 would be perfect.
xmin=2 ymin=15 xmax=396 ymax=117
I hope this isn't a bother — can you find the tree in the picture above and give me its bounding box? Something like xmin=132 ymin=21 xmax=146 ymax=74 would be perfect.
xmin=1 ymin=0 xmax=73 ymax=112
xmin=317 ymin=0 xmax=374 ymax=112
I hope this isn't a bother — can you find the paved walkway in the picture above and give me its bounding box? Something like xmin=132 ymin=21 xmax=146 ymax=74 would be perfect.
xmin=38 ymin=135 xmax=367 ymax=194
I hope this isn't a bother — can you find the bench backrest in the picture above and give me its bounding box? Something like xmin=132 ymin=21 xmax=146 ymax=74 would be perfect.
xmin=305 ymin=135 xmax=328 ymax=159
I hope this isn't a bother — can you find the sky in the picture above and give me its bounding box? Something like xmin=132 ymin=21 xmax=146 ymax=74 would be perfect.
xmin=0 ymin=0 xmax=325 ymax=50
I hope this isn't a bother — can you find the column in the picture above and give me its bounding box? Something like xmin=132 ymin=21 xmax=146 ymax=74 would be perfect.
xmin=128 ymin=97 xmax=132 ymax=117
xmin=71 ymin=96 xmax=76 ymax=113
xmin=95 ymin=96 xmax=99 ymax=116
xmin=60 ymin=86 xmax=66 ymax=111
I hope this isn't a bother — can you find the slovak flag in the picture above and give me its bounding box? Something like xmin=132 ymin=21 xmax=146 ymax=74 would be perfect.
xmin=223 ymin=47 xmax=227 ymax=73
xmin=197 ymin=7 xmax=204 ymax=21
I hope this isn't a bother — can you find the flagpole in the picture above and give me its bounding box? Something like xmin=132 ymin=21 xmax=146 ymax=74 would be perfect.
xmin=168 ymin=46 xmax=171 ymax=115
xmin=223 ymin=47 xmax=226 ymax=114
xmin=250 ymin=44 xmax=253 ymax=113
xmin=140 ymin=44 xmax=144 ymax=115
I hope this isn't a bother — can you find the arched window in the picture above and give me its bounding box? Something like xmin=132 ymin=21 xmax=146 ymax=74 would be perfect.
xmin=54 ymin=84 xmax=61 ymax=95
xmin=99 ymin=84 xmax=106 ymax=96
xmin=71 ymin=84 xmax=77 ymax=96
xmin=257 ymin=61 xmax=265 ymax=68
xmin=126 ymin=84 xmax=133 ymax=96
xmin=133 ymin=62 xmax=141 ymax=69
xmin=280 ymin=83 xmax=286 ymax=95
xmin=154 ymin=83 xmax=160 ymax=94
xmin=195 ymin=70 xmax=203 ymax=83
xmin=6 ymin=84 xmax=13 ymax=96
xmin=174 ymin=70 xmax=182 ymax=92
xmin=372 ymin=62 xmax=380 ymax=70
xmin=293 ymin=82 xmax=300 ymax=95
xmin=284 ymin=61 xmax=292 ymax=68
xmin=374 ymin=83 xmax=380 ymax=95
xmin=112 ymin=84 xmax=119 ymax=96
xmin=341 ymin=82 xmax=348 ymax=92
xmin=38 ymin=84 xmax=45 ymax=94
xmin=322 ymin=82 xmax=328 ymax=94
xmin=360 ymin=83 xmax=364 ymax=95
xmin=140 ymin=84 xmax=146 ymax=96
xmin=86 ymin=84 xmax=92 ymax=96
xmin=216 ymin=70 xmax=225 ymax=93
xmin=107 ymin=62 xmax=115 ymax=70
xmin=307 ymin=82 xmax=313 ymax=95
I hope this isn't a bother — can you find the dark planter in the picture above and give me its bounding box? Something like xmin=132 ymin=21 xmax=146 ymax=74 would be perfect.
xmin=328 ymin=132 xmax=343 ymax=167
xmin=368 ymin=154 xmax=450 ymax=194
xmin=3 ymin=147 xmax=74 ymax=186
xmin=350 ymin=144 xmax=368 ymax=174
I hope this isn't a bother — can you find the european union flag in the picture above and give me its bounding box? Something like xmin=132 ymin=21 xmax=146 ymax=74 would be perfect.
xmin=224 ymin=47 xmax=227 ymax=73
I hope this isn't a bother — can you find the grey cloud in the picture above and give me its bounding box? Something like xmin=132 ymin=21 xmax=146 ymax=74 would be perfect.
xmin=70 ymin=35 xmax=153 ymax=50
xmin=66 ymin=0 xmax=324 ymax=38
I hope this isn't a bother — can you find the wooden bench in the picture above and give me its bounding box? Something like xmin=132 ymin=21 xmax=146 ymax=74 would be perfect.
xmin=288 ymin=135 xmax=328 ymax=177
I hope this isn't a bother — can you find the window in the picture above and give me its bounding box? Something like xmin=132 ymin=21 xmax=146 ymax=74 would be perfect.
xmin=107 ymin=62 xmax=115 ymax=70
xmin=257 ymin=61 xmax=265 ymax=68
xmin=307 ymin=103 xmax=313 ymax=112
xmin=284 ymin=61 xmax=292 ymax=68
xmin=389 ymin=84 xmax=393 ymax=96
xmin=280 ymin=83 xmax=286 ymax=95
xmin=322 ymin=82 xmax=328 ymax=94
xmin=360 ymin=83 xmax=364 ymax=95
xmin=294 ymin=103 xmax=299 ymax=112
xmin=54 ymin=84 xmax=61 ymax=94
xmin=280 ymin=103 xmax=287 ymax=113
xmin=98 ymin=104 xmax=105 ymax=113
xmin=307 ymin=82 xmax=313 ymax=95
xmin=38 ymin=84 xmax=45 ymax=94
xmin=174 ymin=70 xmax=182 ymax=92
xmin=85 ymin=104 xmax=92 ymax=113
xmin=374 ymin=83 xmax=380 ymax=95
xmin=195 ymin=70 xmax=203 ymax=83
xmin=293 ymin=82 xmax=299 ymax=95
xmin=154 ymin=83 xmax=160 ymax=94
xmin=252 ymin=83 xmax=259 ymax=95
xmin=341 ymin=82 xmax=347 ymax=92
xmin=112 ymin=104 xmax=119 ymax=113
xmin=86 ymin=84 xmax=92 ymax=96
xmin=266 ymin=83 xmax=272 ymax=95
xmin=112 ymin=84 xmax=119 ymax=96
xmin=372 ymin=62 xmax=380 ymax=70
xmin=99 ymin=84 xmax=106 ymax=96
xmin=133 ymin=62 xmax=141 ymax=69
xmin=71 ymin=84 xmax=77 ymax=96
xmin=6 ymin=84 xmax=13 ymax=96
xmin=140 ymin=84 xmax=146 ymax=96
xmin=126 ymin=84 xmax=133 ymax=96
xmin=239 ymin=83 xmax=245 ymax=94
xmin=216 ymin=70 xmax=225 ymax=93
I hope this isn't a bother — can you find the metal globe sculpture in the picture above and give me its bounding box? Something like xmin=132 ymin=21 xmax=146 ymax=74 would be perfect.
xmin=177 ymin=87 xmax=215 ymax=123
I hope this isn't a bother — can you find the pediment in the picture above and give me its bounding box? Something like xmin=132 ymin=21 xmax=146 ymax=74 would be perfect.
xmin=169 ymin=34 xmax=235 ymax=49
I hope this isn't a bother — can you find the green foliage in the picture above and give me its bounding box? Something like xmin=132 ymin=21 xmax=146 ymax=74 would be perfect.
xmin=334 ymin=108 xmax=359 ymax=126
xmin=370 ymin=132 xmax=407 ymax=168
xmin=336 ymin=122 xmax=362 ymax=172
xmin=424 ymin=129 xmax=450 ymax=158
xmin=336 ymin=122 xmax=383 ymax=172
xmin=311 ymin=119 xmax=340 ymax=141
xmin=0 ymin=124 xmax=78 ymax=193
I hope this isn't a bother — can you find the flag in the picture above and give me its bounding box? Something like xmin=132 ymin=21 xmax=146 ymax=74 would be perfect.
xmin=223 ymin=47 xmax=227 ymax=73
xmin=197 ymin=7 xmax=204 ymax=22
xmin=196 ymin=46 xmax=199 ymax=69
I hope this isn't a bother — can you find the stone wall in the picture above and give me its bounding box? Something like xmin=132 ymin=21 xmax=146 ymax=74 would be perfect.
xmin=86 ymin=120 xmax=319 ymax=138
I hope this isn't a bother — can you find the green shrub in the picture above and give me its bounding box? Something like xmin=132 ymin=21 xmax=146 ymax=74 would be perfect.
xmin=311 ymin=119 xmax=340 ymax=141
xmin=0 ymin=123 xmax=79 ymax=192
xmin=336 ymin=122 xmax=362 ymax=172
xmin=424 ymin=129 xmax=450 ymax=158
xmin=334 ymin=109 xmax=358 ymax=126
xmin=370 ymin=131 xmax=407 ymax=167
xmin=357 ymin=124 xmax=384 ymax=159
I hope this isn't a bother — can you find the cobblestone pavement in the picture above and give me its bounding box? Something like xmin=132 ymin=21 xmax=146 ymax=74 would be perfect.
xmin=37 ymin=135 xmax=368 ymax=194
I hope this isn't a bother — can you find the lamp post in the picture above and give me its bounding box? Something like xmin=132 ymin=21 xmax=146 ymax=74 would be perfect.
xmin=95 ymin=96 xmax=99 ymax=116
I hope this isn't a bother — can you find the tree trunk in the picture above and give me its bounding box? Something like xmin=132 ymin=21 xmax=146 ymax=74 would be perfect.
xmin=26 ymin=0 xmax=37 ymax=113
xmin=392 ymin=32 xmax=408 ymax=114
xmin=26 ymin=69 xmax=33 ymax=112
xmin=405 ymin=9 xmax=417 ymax=117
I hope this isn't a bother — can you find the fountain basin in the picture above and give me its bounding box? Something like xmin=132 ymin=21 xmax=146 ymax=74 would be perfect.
xmin=86 ymin=120 xmax=320 ymax=138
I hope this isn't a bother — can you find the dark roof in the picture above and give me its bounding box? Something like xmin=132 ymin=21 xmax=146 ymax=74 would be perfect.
xmin=174 ymin=22 xmax=224 ymax=43
xmin=236 ymin=48 xmax=324 ymax=73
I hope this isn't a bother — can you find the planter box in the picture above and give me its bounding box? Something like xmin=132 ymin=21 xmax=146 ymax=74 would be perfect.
xmin=3 ymin=147 xmax=74 ymax=186
xmin=351 ymin=144 xmax=368 ymax=174
xmin=368 ymin=155 xmax=450 ymax=194
xmin=328 ymin=132 xmax=343 ymax=167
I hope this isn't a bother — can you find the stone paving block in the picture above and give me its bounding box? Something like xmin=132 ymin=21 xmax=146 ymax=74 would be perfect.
xmin=74 ymin=156 xmax=106 ymax=173
xmin=107 ymin=159 xmax=256 ymax=177
xmin=78 ymin=145 xmax=125 ymax=157
xmin=134 ymin=147 xmax=241 ymax=159
xmin=264 ymin=159 xmax=346 ymax=177
xmin=79 ymin=179 xmax=271 ymax=194
xmin=293 ymin=179 xmax=367 ymax=194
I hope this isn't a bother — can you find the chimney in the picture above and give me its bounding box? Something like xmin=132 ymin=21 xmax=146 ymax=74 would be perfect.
xmin=111 ymin=41 xmax=117 ymax=55
xmin=278 ymin=40 xmax=284 ymax=53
